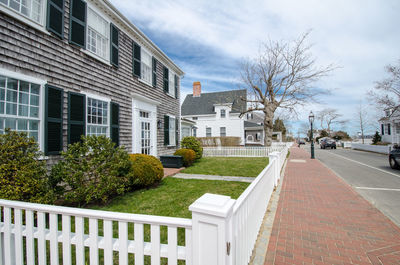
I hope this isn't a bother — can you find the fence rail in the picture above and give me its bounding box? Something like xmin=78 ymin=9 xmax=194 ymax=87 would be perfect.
xmin=203 ymin=145 xmax=288 ymax=157
xmin=0 ymin=146 xmax=290 ymax=265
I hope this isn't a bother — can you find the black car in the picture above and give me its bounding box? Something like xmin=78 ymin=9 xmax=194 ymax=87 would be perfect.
xmin=389 ymin=146 xmax=400 ymax=169
xmin=320 ymin=138 xmax=336 ymax=149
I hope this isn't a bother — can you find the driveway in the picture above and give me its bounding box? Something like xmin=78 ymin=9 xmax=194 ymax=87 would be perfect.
xmin=302 ymin=144 xmax=400 ymax=227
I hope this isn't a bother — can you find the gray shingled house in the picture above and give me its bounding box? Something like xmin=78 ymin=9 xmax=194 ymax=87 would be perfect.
xmin=0 ymin=0 xmax=184 ymax=162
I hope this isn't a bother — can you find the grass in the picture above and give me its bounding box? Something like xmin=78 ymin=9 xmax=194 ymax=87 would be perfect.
xmin=180 ymin=157 xmax=269 ymax=177
xmin=91 ymin=177 xmax=249 ymax=218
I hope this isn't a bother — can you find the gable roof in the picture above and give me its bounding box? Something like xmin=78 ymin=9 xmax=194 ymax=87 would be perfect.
xmin=181 ymin=89 xmax=247 ymax=116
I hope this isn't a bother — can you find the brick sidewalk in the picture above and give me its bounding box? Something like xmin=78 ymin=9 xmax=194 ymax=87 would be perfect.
xmin=264 ymin=147 xmax=400 ymax=265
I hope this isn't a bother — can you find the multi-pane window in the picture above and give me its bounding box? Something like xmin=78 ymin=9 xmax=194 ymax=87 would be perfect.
xmin=221 ymin=109 xmax=226 ymax=118
xmin=141 ymin=49 xmax=152 ymax=85
xmin=87 ymin=97 xmax=109 ymax=136
xmin=169 ymin=116 xmax=176 ymax=146
xmin=87 ymin=7 xmax=109 ymax=60
xmin=206 ymin=127 xmax=211 ymax=137
xmin=0 ymin=0 xmax=44 ymax=24
xmin=0 ymin=75 xmax=40 ymax=141
xmin=169 ymin=70 xmax=175 ymax=97
xmin=220 ymin=127 xmax=226 ymax=137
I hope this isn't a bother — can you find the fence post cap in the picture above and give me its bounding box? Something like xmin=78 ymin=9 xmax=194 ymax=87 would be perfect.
xmin=189 ymin=193 xmax=235 ymax=218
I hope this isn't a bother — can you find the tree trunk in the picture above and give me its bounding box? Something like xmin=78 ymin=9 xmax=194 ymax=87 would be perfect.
xmin=263 ymin=106 xmax=275 ymax=147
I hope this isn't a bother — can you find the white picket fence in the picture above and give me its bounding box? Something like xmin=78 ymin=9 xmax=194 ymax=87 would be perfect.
xmin=0 ymin=147 xmax=289 ymax=265
xmin=203 ymin=144 xmax=289 ymax=157
xmin=351 ymin=143 xmax=392 ymax=154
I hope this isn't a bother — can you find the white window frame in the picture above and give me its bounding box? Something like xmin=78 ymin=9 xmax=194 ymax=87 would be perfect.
xmin=221 ymin=109 xmax=226 ymax=118
xmin=84 ymin=92 xmax=111 ymax=138
xmin=0 ymin=0 xmax=47 ymax=33
xmin=0 ymin=68 xmax=46 ymax=151
xmin=220 ymin=127 xmax=226 ymax=137
xmin=168 ymin=115 xmax=176 ymax=146
xmin=206 ymin=127 xmax=212 ymax=137
xmin=168 ymin=69 xmax=175 ymax=98
xmin=139 ymin=47 xmax=153 ymax=86
xmin=84 ymin=3 xmax=111 ymax=64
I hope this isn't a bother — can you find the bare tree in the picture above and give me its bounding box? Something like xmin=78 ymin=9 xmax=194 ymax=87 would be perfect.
xmin=369 ymin=59 xmax=400 ymax=110
xmin=355 ymin=101 xmax=376 ymax=144
xmin=239 ymin=32 xmax=335 ymax=146
xmin=316 ymin=108 xmax=344 ymax=135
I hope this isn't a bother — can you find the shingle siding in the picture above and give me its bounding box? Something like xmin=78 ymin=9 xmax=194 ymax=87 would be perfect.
xmin=0 ymin=1 xmax=180 ymax=161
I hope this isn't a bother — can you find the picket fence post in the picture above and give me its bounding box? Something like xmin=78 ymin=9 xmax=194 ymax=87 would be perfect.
xmin=269 ymin=152 xmax=280 ymax=187
xmin=189 ymin=193 xmax=235 ymax=265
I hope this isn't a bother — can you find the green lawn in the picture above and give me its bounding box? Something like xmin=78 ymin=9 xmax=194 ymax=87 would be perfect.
xmin=180 ymin=157 xmax=269 ymax=177
xmin=91 ymin=177 xmax=249 ymax=218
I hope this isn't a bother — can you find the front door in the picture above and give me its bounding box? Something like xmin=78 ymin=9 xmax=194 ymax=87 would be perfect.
xmin=140 ymin=111 xmax=151 ymax=154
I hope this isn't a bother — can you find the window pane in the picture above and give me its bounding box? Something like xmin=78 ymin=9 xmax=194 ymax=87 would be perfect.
xmin=18 ymin=119 xmax=28 ymax=130
xmin=29 ymin=120 xmax=38 ymax=130
xmin=0 ymin=88 xmax=4 ymax=101
xmin=30 ymin=106 xmax=39 ymax=117
xmin=6 ymin=103 xmax=17 ymax=115
xmin=7 ymin=78 xmax=18 ymax=90
xmin=18 ymin=105 xmax=29 ymax=116
xmin=5 ymin=118 xmax=16 ymax=129
xmin=0 ymin=102 xmax=4 ymax=114
xmin=29 ymin=132 xmax=38 ymax=142
xmin=6 ymin=90 xmax=18 ymax=102
xmin=31 ymin=84 xmax=40 ymax=95
xmin=30 ymin=94 xmax=39 ymax=106
xmin=0 ymin=76 xmax=6 ymax=87
xmin=10 ymin=0 xmax=20 ymax=12
xmin=0 ymin=118 xmax=3 ymax=129
xmin=19 ymin=92 xmax=29 ymax=104
xmin=20 ymin=81 xmax=29 ymax=92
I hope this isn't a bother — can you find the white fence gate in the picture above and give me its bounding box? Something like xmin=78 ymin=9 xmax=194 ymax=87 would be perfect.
xmin=0 ymin=147 xmax=289 ymax=265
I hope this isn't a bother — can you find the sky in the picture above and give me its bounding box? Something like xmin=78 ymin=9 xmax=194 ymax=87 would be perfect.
xmin=110 ymin=0 xmax=400 ymax=137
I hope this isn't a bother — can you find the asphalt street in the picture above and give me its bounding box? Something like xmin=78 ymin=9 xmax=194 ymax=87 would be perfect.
xmin=301 ymin=144 xmax=400 ymax=227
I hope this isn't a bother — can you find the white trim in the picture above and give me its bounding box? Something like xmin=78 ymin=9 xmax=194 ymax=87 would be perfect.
xmin=81 ymin=49 xmax=113 ymax=67
xmin=167 ymin=114 xmax=176 ymax=147
xmin=139 ymin=46 xmax=153 ymax=86
xmin=0 ymin=3 xmax=50 ymax=36
xmin=83 ymin=91 xmax=111 ymax=103
xmin=83 ymin=92 xmax=111 ymax=138
xmin=0 ymin=68 xmax=47 ymax=85
xmin=131 ymin=93 xmax=160 ymax=106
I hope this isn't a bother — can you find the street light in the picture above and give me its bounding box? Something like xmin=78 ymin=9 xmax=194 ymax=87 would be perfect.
xmin=309 ymin=111 xmax=315 ymax=159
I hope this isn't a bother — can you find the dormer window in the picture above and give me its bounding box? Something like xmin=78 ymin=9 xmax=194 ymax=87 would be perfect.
xmin=221 ymin=109 xmax=226 ymax=118
xmin=385 ymin=110 xmax=391 ymax=117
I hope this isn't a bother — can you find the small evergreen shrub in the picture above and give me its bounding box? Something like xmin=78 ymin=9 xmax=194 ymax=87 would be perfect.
xmin=0 ymin=129 xmax=52 ymax=203
xmin=129 ymin=154 xmax=164 ymax=187
xmin=181 ymin=136 xmax=203 ymax=160
xmin=50 ymin=136 xmax=133 ymax=206
xmin=174 ymin=148 xmax=196 ymax=167
xmin=372 ymin=131 xmax=382 ymax=145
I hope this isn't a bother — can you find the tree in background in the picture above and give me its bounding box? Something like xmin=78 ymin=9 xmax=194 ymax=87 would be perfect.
xmin=317 ymin=108 xmax=347 ymax=135
xmin=369 ymin=59 xmax=400 ymax=110
xmin=332 ymin=131 xmax=351 ymax=141
xmin=239 ymin=32 xmax=335 ymax=146
xmin=372 ymin=131 xmax=382 ymax=145
xmin=355 ymin=101 xmax=375 ymax=144
xmin=273 ymin=118 xmax=287 ymax=138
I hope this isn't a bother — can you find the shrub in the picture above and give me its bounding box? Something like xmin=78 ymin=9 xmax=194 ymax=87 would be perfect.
xmin=174 ymin=149 xmax=196 ymax=167
xmin=372 ymin=131 xmax=382 ymax=144
xmin=129 ymin=154 xmax=163 ymax=187
xmin=181 ymin=136 xmax=203 ymax=160
xmin=0 ymin=129 xmax=52 ymax=204
xmin=50 ymin=136 xmax=132 ymax=206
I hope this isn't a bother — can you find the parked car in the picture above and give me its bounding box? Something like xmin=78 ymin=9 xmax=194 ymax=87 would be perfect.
xmin=298 ymin=140 xmax=306 ymax=145
xmin=389 ymin=145 xmax=400 ymax=169
xmin=320 ymin=138 xmax=336 ymax=149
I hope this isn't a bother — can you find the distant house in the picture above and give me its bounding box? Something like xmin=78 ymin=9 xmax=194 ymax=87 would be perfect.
xmin=181 ymin=82 xmax=246 ymax=144
xmin=379 ymin=107 xmax=400 ymax=144
xmin=180 ymin=118 xmax=197 ymax=139
xmin=244 ymin=112 xmax=264 ymax=145
xmin=0 ymin=0 xmax=184 ymax=162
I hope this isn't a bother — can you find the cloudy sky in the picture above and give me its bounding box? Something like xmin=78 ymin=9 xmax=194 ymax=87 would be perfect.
xmin=110 ymin=0 xmax=400 ymax=136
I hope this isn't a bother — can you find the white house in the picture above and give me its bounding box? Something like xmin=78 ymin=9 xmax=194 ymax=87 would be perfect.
xmin=379 ymin=107 xmax=400 ymax=144
xmin=181 ymin=82 xmax=246 ymax=144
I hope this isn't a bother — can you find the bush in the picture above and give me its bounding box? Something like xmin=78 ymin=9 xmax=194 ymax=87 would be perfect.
xmin=0 ymin=129 xmax=52 ymax=204
xmin=128 ymin=154 xmax=163 ymax=187
xmin=372 ymin=131 xmax=382 ymax=144
xmin=50 ymin=136 xmax=132 ymax=206
xmin=174 ymin=149 xmax=196 ymax=167
xmin=181 ymin=136 xmax=203 ymax=160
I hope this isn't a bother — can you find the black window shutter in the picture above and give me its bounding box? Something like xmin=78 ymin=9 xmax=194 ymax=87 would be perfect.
xmin=69 ymin=0 xmax=86 ymax=48
xmin=133 ymin=42 xmax=141 ymax=77
xmin=152 ymin=57 xmax=157 ymax=87
xmin=110 ymin=102 xmax=120 ymax=146
xmin=46 ymin=0 xmax=64 ymax=38
xmin=175 ymin=118 xmax=179 ymax=147
xmin=110 ymin=24 xmax=119 ymax=67
xmin=382 ymin=124 xmax=384 ymax=135
xmin=163 ymin=67 xmax=169 ymax=93
xmin=164 ymin=115 xmax=169 ymax=146
xmin=45 ymin=85 xmax=63 ymax=155
xmin=174 ymin=74 xmax=178 ymax=99
xmin=68 ymin=92 xmax=86 ymax=145
xmin=388 ymin=124 xmax=391 ymax=135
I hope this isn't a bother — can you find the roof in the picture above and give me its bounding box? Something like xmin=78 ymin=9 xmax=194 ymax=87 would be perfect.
xmin=181 ymin=89 xmax=247 ymax=116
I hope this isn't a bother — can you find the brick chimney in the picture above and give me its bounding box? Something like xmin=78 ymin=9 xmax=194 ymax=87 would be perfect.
xmin=193 ymin=81 xmax=201 ymax=97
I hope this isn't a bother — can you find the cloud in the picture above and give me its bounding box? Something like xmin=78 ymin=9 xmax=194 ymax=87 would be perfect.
xmin=110 ymin=0 xmax=400 ymax=135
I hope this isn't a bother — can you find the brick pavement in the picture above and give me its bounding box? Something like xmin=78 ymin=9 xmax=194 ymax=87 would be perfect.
xmin=264 ymin=147 xmax=400 ymax=265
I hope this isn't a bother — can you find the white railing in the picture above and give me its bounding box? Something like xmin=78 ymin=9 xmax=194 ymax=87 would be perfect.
xmin=351 ymin=143 xmax=392 ymax=154
xmin=0 ymin=200 xmax=192 ymax=265
xmin=0 ymin=147 xmax=290 ymax=265
xmin=203 ymin=145 xmax=287 ymax=157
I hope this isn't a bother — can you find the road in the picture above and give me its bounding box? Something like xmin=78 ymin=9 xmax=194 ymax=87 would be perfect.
xmin=301 ymin=144 xmax=400 ymax=227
